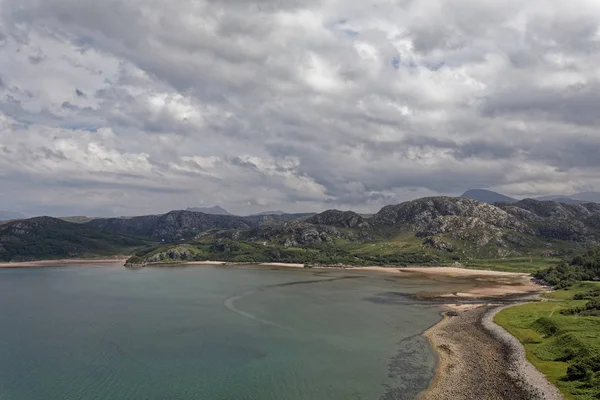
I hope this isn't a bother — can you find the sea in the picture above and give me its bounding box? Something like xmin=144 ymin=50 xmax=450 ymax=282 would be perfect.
xmin=0 ymin=264 xmax=448 ymax=400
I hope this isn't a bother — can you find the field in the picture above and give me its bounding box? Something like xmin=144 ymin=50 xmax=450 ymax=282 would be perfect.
xmin=494 ymin=282 xmax=600 ymax=399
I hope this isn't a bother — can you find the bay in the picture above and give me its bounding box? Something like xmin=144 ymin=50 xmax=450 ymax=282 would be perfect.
xmin=0 ymin=265 xmax=446 ymax=400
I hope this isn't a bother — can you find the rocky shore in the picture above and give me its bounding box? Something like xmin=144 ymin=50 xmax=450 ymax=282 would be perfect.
xmin=421 ymin=304 xmax=563 ymax=400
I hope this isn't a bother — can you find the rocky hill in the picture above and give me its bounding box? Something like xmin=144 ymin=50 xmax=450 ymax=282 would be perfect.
xmin=0 ymin=217 xmax=146 ymax=261
xmin=87 ymin=210 xmax=250 ymax=241
xmin=126 ymin=196 xmax=600 ymax=265
xmin=7 ymin=196 xmax=600 ymax=265
xmin=306 ymin=210 xmax=369 ymax=228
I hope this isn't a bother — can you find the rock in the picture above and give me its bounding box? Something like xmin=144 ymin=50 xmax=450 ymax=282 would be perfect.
xmin=306 ymin=210 xmax=370 ymax=228
xmin=423 ymin=236 xmax=455 ymax=252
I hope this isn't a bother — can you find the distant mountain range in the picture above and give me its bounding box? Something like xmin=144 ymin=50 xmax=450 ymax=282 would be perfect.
xmin=461 ymin=189 xmax=518 ymax=204
xmin=185 ymin=206 xmax=233 ymax=216
xmin=0 ymin=211 xmax=25 ymax=221
xmin=461 ymin=189 xmax=600 ymax=205
xmin=249 ymin=210 xmax=287 ymax=216
xmin=535 ymin=192 xmax=600 ymax=203
xmin=185 ymin=206 xmax=311 ymax=217
xmin=5 ymin=195 xmax=600 ymax=265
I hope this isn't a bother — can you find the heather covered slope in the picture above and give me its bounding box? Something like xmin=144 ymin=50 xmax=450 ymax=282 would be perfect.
xmin=0 ymin=217 xmax=147 ymax=261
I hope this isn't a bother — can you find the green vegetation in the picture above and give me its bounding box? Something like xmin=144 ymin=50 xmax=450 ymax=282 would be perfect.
xmin=0 ymin=217 xmax=148 ymax=261
xmin=495 ymin=282 xmax=600 ymax=399
xmin=561 ymin=288 xmax=600 ymax=316
xmin=131 ymin=238 xmax=442 ymax=266
xmin=461 ymin=257 xmax=562 ymax=273
xmin=130 ymin=229 xmax=566 ymax=272
xmin=535 ymin=248 xmax=600 ymax=289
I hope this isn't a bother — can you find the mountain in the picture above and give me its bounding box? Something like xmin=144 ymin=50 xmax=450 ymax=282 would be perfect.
xmin=59 ymin=216 xmax=98 ymax=224
xmin=87 ymin=210 xmax=250 ymax=241
xmin=86 ymin=214 xmax=163 ymax=238
xmin=185 ymin=206 xmax=233 ymax=216
xmin=0 ymin=217 xmax=146 ymax=261
xmin=9 ymin=196 xmax=600 ymax=265
xmin=249 ymin=210 xmax=287 ymax=216
xmin=463 ymin=189 xmax=600 ymax=205
xmin=0 ymin=211 xmax=25 ymax=221
xmin=533 ymin=195 xmax=585 ymax=204
xmin=306 ymin=210 xmax=369 ymax=228
xmin=241 ymin=213 xmax=315 ymax=227
xmin=461 ymin=189 xmax=517 ymax=204
xmin=571 ymin=192 xmax=600 ymax=202
xmin=129 ymin=196 xmax=600 ymax=266
xmin=535 ymin=192 xmax=600 ymax=204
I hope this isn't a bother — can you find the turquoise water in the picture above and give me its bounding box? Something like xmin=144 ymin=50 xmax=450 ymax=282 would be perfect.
xmin=0 ymin=265 xmax=444 ymax=400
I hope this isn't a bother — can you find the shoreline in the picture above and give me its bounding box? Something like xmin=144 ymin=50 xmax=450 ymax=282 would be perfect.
xmin=0 ymin=257 xmax=560 ymax=398
xmin=421 ymin=303 xmax=562 ymax=400
xmin=0 ymin=258 xmax=129 ymax=268
xmin=1 ymin=258 xmax=546 ymax=298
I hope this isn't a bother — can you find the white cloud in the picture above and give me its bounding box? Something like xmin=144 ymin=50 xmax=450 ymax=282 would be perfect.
xmin=1 ymin=0 xmax=600 ymax=216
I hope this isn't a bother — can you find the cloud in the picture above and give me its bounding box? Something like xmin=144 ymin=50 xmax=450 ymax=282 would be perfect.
xmin=1 ymin=0 xmax=600 ymax=216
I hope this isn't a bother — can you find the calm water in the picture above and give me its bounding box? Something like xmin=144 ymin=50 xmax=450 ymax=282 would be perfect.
xmin=0 ymin=265 xmax=446 ymax=400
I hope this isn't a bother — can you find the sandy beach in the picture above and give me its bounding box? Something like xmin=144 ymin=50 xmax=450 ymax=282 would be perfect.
xmin=343 ymin=265 xmax=546 ymax=299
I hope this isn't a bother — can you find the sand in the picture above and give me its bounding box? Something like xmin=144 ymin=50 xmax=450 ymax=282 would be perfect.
xmin=257 ymin=262 xmax=305 ymax=268
xmin=181 ymin=260 xmax=227 ymax=265
xmin=354 ymin=266 xmax=546 ymax=299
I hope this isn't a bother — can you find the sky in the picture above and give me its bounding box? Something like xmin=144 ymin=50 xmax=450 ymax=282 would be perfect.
xmin=1 ymin=0 xmax=600 ymax=217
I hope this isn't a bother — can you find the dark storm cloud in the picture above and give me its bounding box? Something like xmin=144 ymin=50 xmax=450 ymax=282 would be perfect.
xmin=1 ymin=0 xmax=600 ymax=216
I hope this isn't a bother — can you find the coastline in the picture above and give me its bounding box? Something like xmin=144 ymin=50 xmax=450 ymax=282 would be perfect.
xmin=0 ymin=258 xmax=129 ymax=268
xmin=0 ymin=257 xmax=561 ymax=398
xmin=1 ymin=258 xmax=545 ymax=298
xmin=421 ymin=303 xmax=563 ymax=400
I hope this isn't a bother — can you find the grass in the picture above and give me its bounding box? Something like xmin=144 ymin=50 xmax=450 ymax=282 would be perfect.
xmin=461 ymin=257 xmax=562 ymax=273
xmin=494 ymin=282 xmax=600 ymax=399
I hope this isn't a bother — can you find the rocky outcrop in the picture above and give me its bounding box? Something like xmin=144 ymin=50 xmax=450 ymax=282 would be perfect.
xmin=372 ymin=197 xmax=523 ymax=230
xmin=509 ymin=199 xmax=593 ymax=219
xmin=306 ymin=210 xmax=369 ymax=228
xmin=144 ymin=245 xmax=195 ymax=262
xmin=500 ymin=200 xmax=600 ymax=241
xmin=371 ymin=197 xmax=529 ymax=246
xmin=152 ymin=211 xmax=250 ymax=241
xmin=256 ymin=221 xmax=348 ymax=246
xmin=422 ymin=236 xmax=455 ymax=252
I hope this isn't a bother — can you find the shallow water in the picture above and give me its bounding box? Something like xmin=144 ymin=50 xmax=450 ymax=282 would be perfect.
xmin=0 ymin=265 xmax=447 ymax=400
